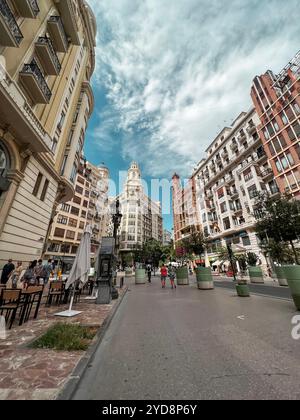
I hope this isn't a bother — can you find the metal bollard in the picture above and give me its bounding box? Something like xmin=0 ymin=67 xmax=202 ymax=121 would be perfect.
xmin=120 ymin=277 xmax=124 ymax=289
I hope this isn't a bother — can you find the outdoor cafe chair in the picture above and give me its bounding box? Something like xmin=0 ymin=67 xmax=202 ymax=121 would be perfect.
xmin=0 ymin=289 xmax=22 ymax=329
xmin=46 ymin=281 xmax=65 ymax=306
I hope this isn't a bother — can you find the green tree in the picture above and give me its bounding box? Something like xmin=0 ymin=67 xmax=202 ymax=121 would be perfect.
xmin=181 ymin=231 xmax=207 ymax=258
xmin=142 ymin=239 xmax=163 ymax=267
xmin=261 ymin=239 xmax=295 ymax=265
xmin=255 ymin=193 xmax=300 ymax=264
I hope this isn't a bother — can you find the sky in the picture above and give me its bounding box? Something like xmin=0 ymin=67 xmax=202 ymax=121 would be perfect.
xmin=84 ymin=0 xmax=300 ymax=231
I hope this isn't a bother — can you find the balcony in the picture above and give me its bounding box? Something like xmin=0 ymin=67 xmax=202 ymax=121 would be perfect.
xmin=35 ymin=36 xmax=61 ymax=75
xmin=221 ymin=149 xmax=228 ymax=159
xmin=0 ymin=0 xmax=23 ymax=47
xmin=269 ymin=184 xmax=280 ymax=196
xmin=0 ymin=64 xmax=53 ymax=152
xmin=231 ymin=189 xmax=239 ymax=198
xmin=209 ymin=161 xmax=216 ymax=171
xmin=55 ymin=0 xmax=80 ymax=45
xmin=230 ymin=142 xmax=238 ymax=152
xmin=215 ymin=155 xmax=222 ymax=164
xmin=13 ymin=0 xmax=39 ymax=18
xmin=233 ymin=204 xmax=243 ymax=214
xmin=19 ymin=59 xmax=52 ymax=104
xmin=260 ymin=167 xmax=274 ymax=179
xmin=255 ymin=151 xmax=267 ymax=163
xmin=237 ymin=132 xmax=247 ymax=144
xmin=246 ymin=124 xmax=257 ymax=136
xmin=47 ymin=16 xmax=69 ymax=52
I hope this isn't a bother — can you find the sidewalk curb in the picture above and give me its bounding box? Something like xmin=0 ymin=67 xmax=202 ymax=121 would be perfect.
xmin=56 ymin=288 xmax=128 ymax=400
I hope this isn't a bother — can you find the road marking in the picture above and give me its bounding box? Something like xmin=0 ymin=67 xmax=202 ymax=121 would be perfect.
xmin=237 ymin=315 xmax=245 ymax=321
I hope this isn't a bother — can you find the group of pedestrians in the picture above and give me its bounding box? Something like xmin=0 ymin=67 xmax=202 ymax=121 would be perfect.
xmin=160 ymin=264 xmax=177 ymax=289
xmin=0 ymin=258 xmax=54 ymax=289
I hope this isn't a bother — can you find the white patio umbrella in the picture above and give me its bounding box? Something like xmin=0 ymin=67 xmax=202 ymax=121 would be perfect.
xmin=55 ymin=224 xmax=92 ymax=318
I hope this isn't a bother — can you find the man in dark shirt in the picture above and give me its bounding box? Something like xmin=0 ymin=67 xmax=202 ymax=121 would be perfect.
xmin=1 ymin=259 xmax=15 ymax=285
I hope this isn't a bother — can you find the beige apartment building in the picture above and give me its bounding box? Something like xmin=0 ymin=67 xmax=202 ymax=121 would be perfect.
xmin=117 ymin=162 xmax=163 ymax=253
xmin=172 ymin=174 xmax=201 ymax=245
xmin=45 ymin=159 xmax=110 ymax=269
xmin=193 ymin=108 xmax=279 ymax=264
xmin=0 ymin=0 xmax=96 ymax=266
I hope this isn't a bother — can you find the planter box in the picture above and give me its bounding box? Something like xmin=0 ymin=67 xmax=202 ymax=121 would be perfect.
xmin=282 ymin=266 xmax=300 ymax=311
xmin=274 ymin=267 xmax=289 ymax=287
xmin=176 ymin=267 xmax=189 ymax=286
xmin=248 ymin=267 xmax=264 ymax=284
xmin=196 ymin=267 xmax=214 ymax=290
xmin=135 ymin=268 xmax=146 ymax=285
xmin=125 ymin=269 xmax=133 ymax=277
xmin=236 ymin=284 xmax=250 ymax=297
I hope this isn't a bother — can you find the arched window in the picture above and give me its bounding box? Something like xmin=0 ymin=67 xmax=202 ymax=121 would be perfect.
xmin=0 ymin=142 xmax=10 ymax=178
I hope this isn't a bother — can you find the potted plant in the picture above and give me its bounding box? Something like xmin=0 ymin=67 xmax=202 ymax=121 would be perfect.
xmin=196 ymin=266 xmax=214 ymax=290
xmin=282 ymin=266 xmax=300 ymax=311
xmin=235 ymin=272 xmax=250 ymax=297
xmin=246 ymin=252 xmax=264 ymax=284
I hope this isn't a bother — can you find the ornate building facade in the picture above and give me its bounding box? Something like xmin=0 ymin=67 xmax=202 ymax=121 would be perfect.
xmin=0 ymin=0 xmax=96 ymax=266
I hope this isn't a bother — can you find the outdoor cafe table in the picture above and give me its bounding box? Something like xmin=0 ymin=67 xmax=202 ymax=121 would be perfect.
xmin=19 ymin=287 xmax=44 ymax=326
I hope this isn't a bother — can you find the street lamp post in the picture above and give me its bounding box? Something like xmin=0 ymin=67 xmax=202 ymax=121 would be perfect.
xmin=111 ymin=199 xmax=123 ymax=299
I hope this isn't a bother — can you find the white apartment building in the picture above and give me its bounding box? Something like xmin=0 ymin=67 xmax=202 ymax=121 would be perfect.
xmin=193 ymin=109 xmax=280 ymax=263
xmin=117 ymin=162 xmax=163 ymax=252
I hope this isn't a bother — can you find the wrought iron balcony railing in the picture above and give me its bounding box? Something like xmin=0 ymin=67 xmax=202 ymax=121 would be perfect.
xmin=48 ymin=15 xmax=69 ymax=52
xmin=37 ymin=36 xmax=61 ymax=74
xmin=21 ymin=59 xmax=52 ymax=102
xmin=0 ymin=0 xmax=23 ymax=45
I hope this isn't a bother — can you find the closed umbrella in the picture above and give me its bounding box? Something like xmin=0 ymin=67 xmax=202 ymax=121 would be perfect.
xmin=55 ymin=225 xmax=92 ymax=318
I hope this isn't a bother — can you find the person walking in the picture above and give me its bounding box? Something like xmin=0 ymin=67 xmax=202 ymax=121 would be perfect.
xmin=23 ymin=261 xmax=38 ymax=288
xmin=7 ymin=261 xmax=24 ymax=289
xmin=168 ymin=265 xmax=177 ymax=290
xmin=146 ymin=264 xmax=152 ymax=283
xmin=35 ymin=259 xmax=45 ymax=285
xmin=1 ymin=259 xmax=15 ymax=285
xmin=43 ymin=259 xmax=53 ymax=285
xmin=160 ymin=264 xmax=168 ymax=289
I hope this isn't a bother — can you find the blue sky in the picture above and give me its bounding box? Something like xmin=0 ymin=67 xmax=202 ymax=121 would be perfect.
xmin=84 ymin=0 xmax=300 ymax=232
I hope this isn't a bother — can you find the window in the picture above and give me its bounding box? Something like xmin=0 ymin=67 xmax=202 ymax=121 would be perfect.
xmin=281 ymin=112 xmax=288 ymax=125
xmin=244 ymin=168 xmax=253 ymax=182
xmin=73 ymin=195 xmax=81 ymax=205
xmin=285 ymin=106 xmax=295 ymax=122
xmin=77 ymin=176 xmax=85 ymax=185
xmin=54 ymin=228 xmax=65 ymax=238
xmin=286 ymin=152 xmax=294 ymax=166
xmin=70 ymin=164 xmax=77 ymax=184
xmin=48 ymin=243 xmax=60 ymax=253
xmin=273 ymin=138 xmax=282 ymax=153
xmin=220 ymin=202 xmax=227 ymax=214
xmin=71 ymin=246 xmax=78 ymax=254
xmin=268 ymin=142 xmax=276 ymax=156
xmin=294 ymin=143 xmax=300 ymax=159
xmin=57 ymin=216 xmax=68 ymax=225
xmin=57 ymin=111 xmax=66 ymax=131
xmin=67 ymin=130 xmax=74 ymax=146
xmin=51 ymin=138 xmax=58 ymax=153
xmin=33 ymin=173 xmax=43 ymax=197
xmin=61 ymin=244 xmax=71 ymax=254
xmin=76 ymin=185 xmax=83 ymax=195
xmin=77 ymin=233 xmax=82 ymax=241
xmin=61 ymin=204 xmax=70 ymax=213
xmin=292 ymin=101 xmax=300 ymax=115
xmin=292 ymin=121 xmax=300 ymax=137
xmin=242 ymin=236 xmax=251 ymax=246
xmin=81 ymin=210 xmax=86 ymax=218
xmin=83 ymin=200 xmax=88 ymax=208
xmin=223 ymin=217 xmax=231 ymax=230
xmin=66 ymin=230 xmax=75 ymax=240
xmin=71 ymin=206 xmax=80 ymax=216
xmin=68 ymin=218 xmax=77 ymax=228
xmin=60 ymin=155 xmax=68 ymax=175
xmin=278 ymin=134 xmax=287 ymax=148
xmin=79 ymin=221 xmax=85 ymax=229
xmin=273 ymin=120 xmax=280 ymax=132
xmin=267 ymin=123 xmax=275 ymax=137
xmin=248 ymin=185 xmax=258 ymax=199
xmin=287 ymin=127 xmax=296 ymax=142
xmin=40 ymin=179 xmax=49 ymax=202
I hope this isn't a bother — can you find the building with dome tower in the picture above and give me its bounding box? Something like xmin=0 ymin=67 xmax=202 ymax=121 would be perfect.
xmin=116 ymin=162 xmax=163 ymax=253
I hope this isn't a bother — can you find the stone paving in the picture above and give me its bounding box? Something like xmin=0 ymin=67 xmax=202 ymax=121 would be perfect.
xmin=0 ymin=288 xmax=126 ymax=400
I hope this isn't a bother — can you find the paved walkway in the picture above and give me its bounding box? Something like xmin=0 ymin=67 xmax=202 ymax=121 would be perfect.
xmin=72 ymin=276 xmax=300 ymax=400
xmin=0 ymin=289 xmax=126 ymax=400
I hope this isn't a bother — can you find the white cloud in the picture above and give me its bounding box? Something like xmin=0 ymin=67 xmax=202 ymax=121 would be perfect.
xmin=87 ymin=0 xmax=300 ymax=177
